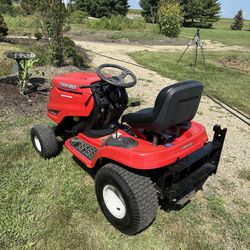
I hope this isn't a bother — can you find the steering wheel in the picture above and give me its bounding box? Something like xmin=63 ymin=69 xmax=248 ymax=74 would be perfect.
xmin=96 ymin=64 xmax=137 ymax=88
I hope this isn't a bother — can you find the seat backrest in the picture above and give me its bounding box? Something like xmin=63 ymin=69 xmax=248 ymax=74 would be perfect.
xmin=152 ymin=80 xmax=203 ymax=133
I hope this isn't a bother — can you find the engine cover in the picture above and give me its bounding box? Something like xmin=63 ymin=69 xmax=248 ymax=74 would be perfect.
xmin=48 ymin=72 xmax=101 ymax=124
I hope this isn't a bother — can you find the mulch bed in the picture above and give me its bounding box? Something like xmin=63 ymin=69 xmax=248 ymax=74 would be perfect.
xmin=0 ymin=65 xmax=84 ymax=114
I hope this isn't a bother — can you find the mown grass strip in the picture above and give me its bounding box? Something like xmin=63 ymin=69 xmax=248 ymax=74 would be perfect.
xmin=129 ymin=51 xmax=250 ymax=114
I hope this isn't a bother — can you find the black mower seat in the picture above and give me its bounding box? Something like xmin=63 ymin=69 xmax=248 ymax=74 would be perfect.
xmin=122 ymin=80 xmax=203 ymax=134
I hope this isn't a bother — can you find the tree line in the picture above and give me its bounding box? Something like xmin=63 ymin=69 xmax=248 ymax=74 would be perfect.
xmin=0 ymin=0 xmax=247 ymax=31
xmin=140 ymin=0 xmax=221 ymax=28
xmin=0 ymin=0 xmax=248 ymax=47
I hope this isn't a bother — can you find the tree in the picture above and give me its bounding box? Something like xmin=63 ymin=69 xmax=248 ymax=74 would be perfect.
xmin=231 ymin=9 xmax=244 ymax=30
xmin=180 ymin=0 xmax=220 ymax=28
xmin=37 ymin=0 xmax=67 ymax=67
xmin=75 ymin=0 xmax=129 ymax=18
xmin=140 ymin=0 xmax=160 ymax=23
xmin=0 ymin=12 xmax=8 ymax=40
xmin=158 ymin=1 xmax=182 ymax=37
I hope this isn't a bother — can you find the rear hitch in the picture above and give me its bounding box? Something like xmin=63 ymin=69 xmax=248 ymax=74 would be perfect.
xmin=158 ymin=124 xmax=227 ymax=203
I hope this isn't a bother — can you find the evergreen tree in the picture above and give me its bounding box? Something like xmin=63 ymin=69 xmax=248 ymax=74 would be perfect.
xmin=180 ymin=0 xmax=220 ymax=28
xmin=231 ymin=9 xmax=244 ymax=30
xmin=75 ymin=0 xmax=129 ymax=18
xmin=140 ymin=0 xmax=160 ymax=23
xmin=0 ymin=12 xmax=8 ymax=40
xmin=202 ymin=0 xmax=220 ymax=24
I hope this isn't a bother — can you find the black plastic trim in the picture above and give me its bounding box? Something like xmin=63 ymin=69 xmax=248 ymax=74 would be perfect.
xmin=158 ymin=125 xmax=227 ymax=202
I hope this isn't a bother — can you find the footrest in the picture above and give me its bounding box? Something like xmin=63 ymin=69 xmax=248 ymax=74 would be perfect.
xmin=69 ymin=137 xmax=97 ymax=160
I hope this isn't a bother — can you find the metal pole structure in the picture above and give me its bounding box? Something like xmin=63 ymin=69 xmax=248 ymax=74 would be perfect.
xmin=193 ymin=38 xmax=198 ymax=72
xmin=175 ymin=29 xmax=206 ymax=71
xmin=198 ymin=31 xmax=206 ymax=69
xmin=174 ymin=33 xmax=196 ymax=69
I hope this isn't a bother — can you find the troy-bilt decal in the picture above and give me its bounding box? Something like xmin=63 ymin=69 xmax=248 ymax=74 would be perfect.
xmin=61 ymin=94 xmax=73 ymax=99
xmin=182 ymin=142 xmax=193 ymax=149
xmin=58 ymin=82 xmax=77 ymax=90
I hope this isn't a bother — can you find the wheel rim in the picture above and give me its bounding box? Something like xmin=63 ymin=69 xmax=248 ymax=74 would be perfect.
xmin=34 ymin=136 xmax=42 ymax=152
xmin=103 ymin=185 xmax=126 ymax=219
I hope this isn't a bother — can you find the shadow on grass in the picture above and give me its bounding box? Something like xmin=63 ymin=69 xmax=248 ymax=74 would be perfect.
xmin=73 ymin=156 xmax=97 ymax=178
xmin=159 ymin=199 xmax=190 ymax=212
xmin=73 ymin=156 xmax=189 ymax=213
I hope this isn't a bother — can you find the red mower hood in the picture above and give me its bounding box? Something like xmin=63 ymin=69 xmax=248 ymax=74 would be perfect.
xmin=52 ymin=72 xmax=101 ymax=89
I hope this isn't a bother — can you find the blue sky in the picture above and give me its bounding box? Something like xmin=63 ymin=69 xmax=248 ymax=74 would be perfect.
xmin=129 ymin=0 xmax=250 ymax=19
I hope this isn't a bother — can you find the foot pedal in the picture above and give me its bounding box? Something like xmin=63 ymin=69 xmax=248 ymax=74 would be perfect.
xmin=69 ymin=137 xmax=97 ymax=160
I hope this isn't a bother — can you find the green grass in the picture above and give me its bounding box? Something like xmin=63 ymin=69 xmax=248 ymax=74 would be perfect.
xmin=130 ymin=51 xmax=250 ymax=114
xmin=87 ymin=15 xmax=147 ymax=31
xmin=213 ymin=18 xmax=250 ymax=30
xmin=0 ymin=108 xmax=249 ymax=249
xmin=3 ymin=14 xmax=34 ymax=35
xmin=180 ymin=26 xmax=250 ymax=47
xmin=128 ymin=9 xmax=142 ymax=15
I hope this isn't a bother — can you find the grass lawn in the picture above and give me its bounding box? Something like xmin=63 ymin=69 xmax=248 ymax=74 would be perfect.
xmin=180 ymin=26 xmax=250 ymax=47
xmin=129 ymin=51 xmax=250 ymax=114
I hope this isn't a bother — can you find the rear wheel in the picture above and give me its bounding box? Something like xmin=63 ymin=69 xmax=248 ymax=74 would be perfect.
xmin=95 ymin=164 xmax=158 ymax=235
xmin=31 ymin=124 xmax=60 ymax=159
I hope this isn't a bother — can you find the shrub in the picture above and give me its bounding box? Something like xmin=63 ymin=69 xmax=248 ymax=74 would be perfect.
xmin=63 ymin=36 xmax=76 ymax=48
xmin=37 ymin=0 xmax=67 ymax=67
xmin=158 ymin=2 xmax=182 ymax=37
xmin=231 ymin=9 xmax=244 ymax=30
xmin=69 ymin=10 xmax=88 ymax=24
xmin=34 ymin=31 xmax=42 ymax=40
xmin=88 ymin=15 xmax=146 ymax=31
xmin=63 ymin=36 xmax=88 ymax=68
xmin=0 ymin=13 xmax=8 ymax=40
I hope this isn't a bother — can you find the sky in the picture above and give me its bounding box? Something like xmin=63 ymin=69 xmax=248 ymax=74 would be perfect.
xmin=129 ymin=0 xmax=250 ymax=20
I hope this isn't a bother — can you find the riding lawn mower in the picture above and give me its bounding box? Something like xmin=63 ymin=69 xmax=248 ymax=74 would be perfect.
xmin=31 ymin=64 xmax=227 ymax=235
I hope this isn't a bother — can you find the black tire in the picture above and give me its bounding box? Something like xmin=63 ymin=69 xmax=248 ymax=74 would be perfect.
xmin=95 ymin=164 xmax=158 ymax=235
xmin=31 ymin=124 xmax=60 ymax=159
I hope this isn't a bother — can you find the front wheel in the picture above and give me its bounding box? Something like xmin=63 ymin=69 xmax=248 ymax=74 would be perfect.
xmin=31 ymin=124 xmax=60 ymax=159
xmin=95 ymin=164 xmax=158 ymax=235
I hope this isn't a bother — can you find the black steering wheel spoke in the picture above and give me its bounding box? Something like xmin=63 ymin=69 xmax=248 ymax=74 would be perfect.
xmin=119 ymin=71 xmax=128 ymax=80
xmin=96 ymin=64 xmax=137 ymax=88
